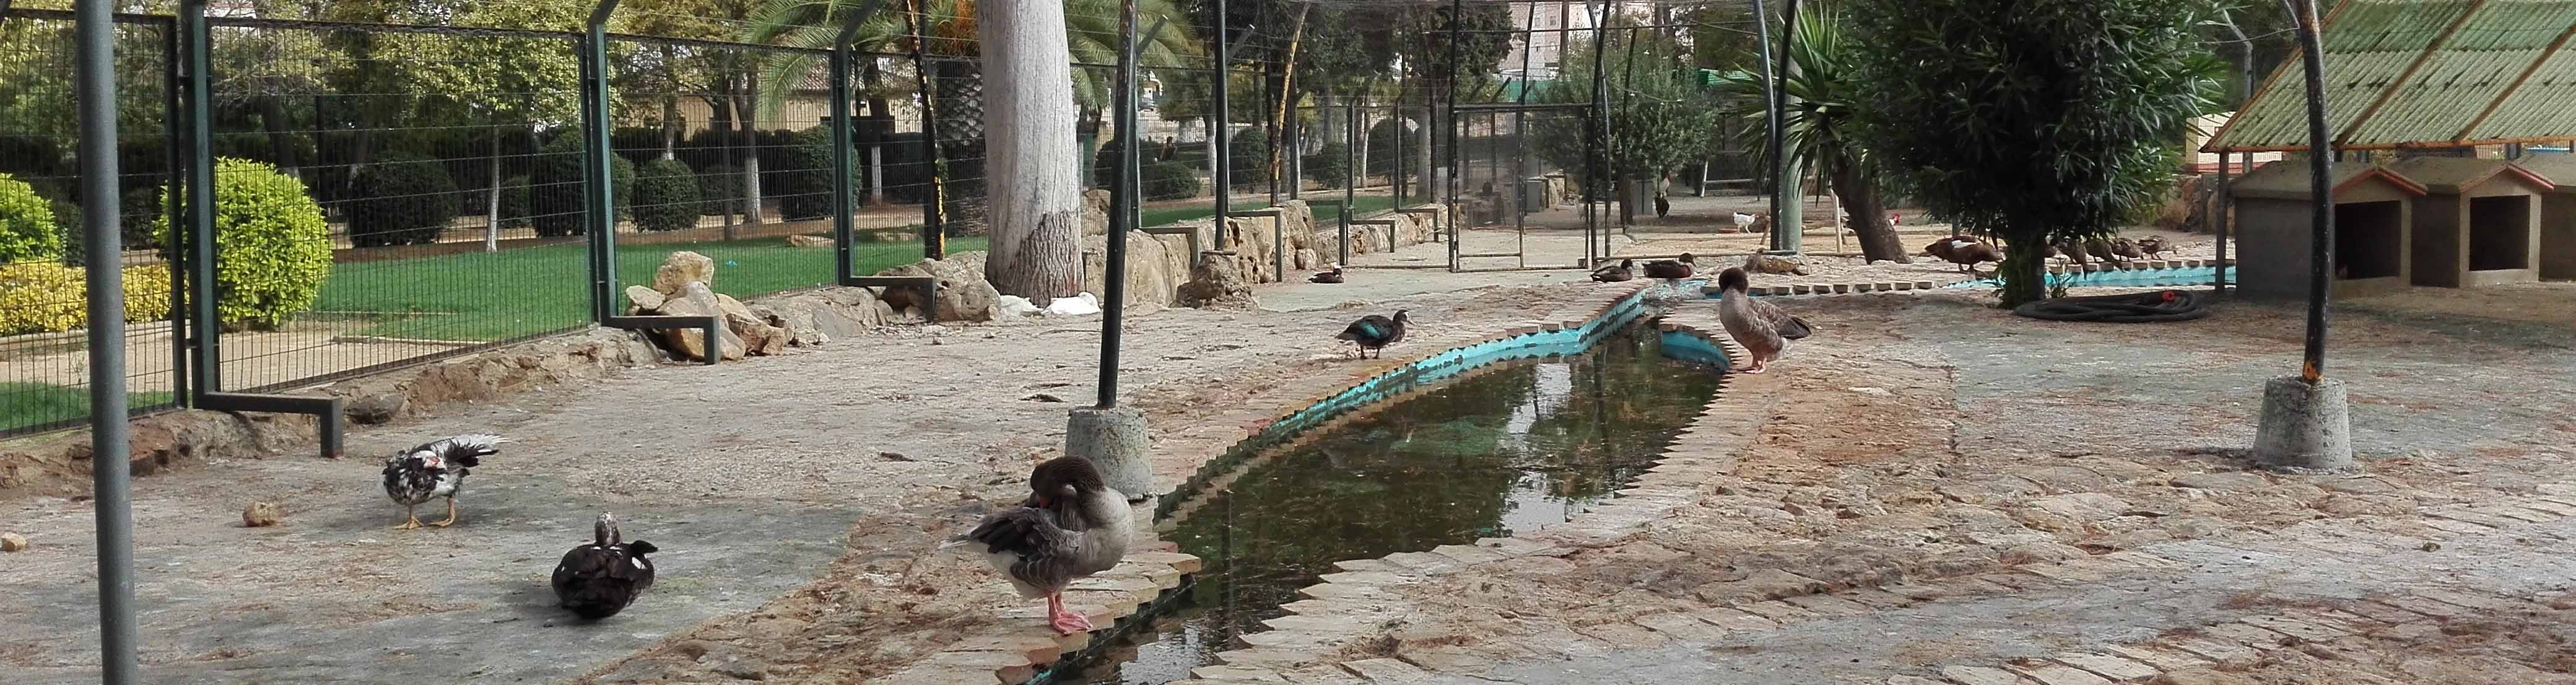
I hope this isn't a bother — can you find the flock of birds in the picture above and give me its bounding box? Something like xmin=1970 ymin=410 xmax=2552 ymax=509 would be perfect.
xmin=1921 ymin=234 xmax=2177 ymax=274
xmin=378 ymin=435 xmax=658 ymax=620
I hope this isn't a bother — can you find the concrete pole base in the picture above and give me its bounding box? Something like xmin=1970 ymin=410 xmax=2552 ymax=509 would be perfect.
xmin=1067 ymin=406 xmax=1157 ymax=503
xmin=2253 ymin=376 xmax=2354 ymax=471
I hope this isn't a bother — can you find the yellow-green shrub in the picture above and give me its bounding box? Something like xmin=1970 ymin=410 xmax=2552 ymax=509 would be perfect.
xmin=162 ymin=158 xmax=331 ymax=328
xmin=0 ymin=263 xmax=172 ymax=336
xmin=0 ymin=172 xmax=63 ymax=263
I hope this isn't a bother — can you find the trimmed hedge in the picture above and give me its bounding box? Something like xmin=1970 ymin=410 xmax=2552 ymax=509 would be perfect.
xmin=160 ymin=159 xmax=330 ymax=329
xmin=0 ymin=173 xmax=63 ymax=264
xmin=531 ymin=134 xmax=634 ymax=237
xmin=777 ymin=126 xmax=841 ymax=221
xmin=0 ymin=262 xmax=173 ymax=336
xmin=696 ymin=163 xmax=736 ymax=216
xmin=1304 ymin=142 xmax=1352 ymax=188
xmin=497 ymin=175 xmax=533 ymax=230
xmin=1143 ymin=160 xmax=1201 ymax=201
xmin=347 ymin=152 xmax=459 ymax=247
xmin=1227 ymin=128 xmax=1269 ymax=191
xmin=632 ymin=158 xmax=701 ymax=232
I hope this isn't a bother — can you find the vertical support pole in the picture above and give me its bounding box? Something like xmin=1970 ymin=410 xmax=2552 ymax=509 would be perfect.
xmin=1341 ymin=100 xmax=1356 ymax=268
xmin=1514 ymin=3 xmax=1536 ymax=267
xmin=1104 ymin=9 xmax=1154 ymax=408
xmin=1770 ymin=0 xmax=1804 ymax=253
xmin=579 ymin=0 xmax=623 ymax=324
xmin=1286 ymin=110 xmax=1301 ymax=200
xmin=162 ymin=15 xmax=189 ymax=406
xmin=76 ymin=2 xmax=138 ymax=683
xmin=1446 ymin=0 xmax=1463 ymax=271
xmin=1212 ymin=0 xmax=1232 ymax=251
xmin=903 ymin=0 xmax=947 ymax=259
xmin=180 ymin=0 xmax=219 ymax=398
xmin=2291 ymin=0 xmax=2330 ymax=383
xmin=2216 ymin=152 xmax=2233 ymax=294
xmin=1586 ymin=0 xmax=1610 ymax=264
xmin=1393 ymin=91 xmax=1406 ymax=207
xmin=1749 ymin=0 xmax=1781 ymax=250
xmin=830 ymin=1 xmax=882 ymax=284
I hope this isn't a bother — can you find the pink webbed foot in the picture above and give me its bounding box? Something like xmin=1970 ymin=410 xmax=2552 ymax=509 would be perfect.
xmin=1741 ymin=359 xmax=1768 ymax=374
xmin=1045 ymin=593 xmax=1096 ymax=635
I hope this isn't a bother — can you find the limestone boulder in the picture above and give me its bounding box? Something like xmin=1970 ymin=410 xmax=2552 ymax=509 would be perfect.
xmin=242 ymin=501 xmax=281 ymax=527
xmin=1082 ymin=188 xmax=1112 ymax=236
xmin=785 ymin=234 xmax=834 ymax=248
xmin=625 ymin=285 xmax=666 ymax=313
xmin=653 ymin=251 xmax=715 ymax=295
xmin=871 ymin=252 xmax=1000 ymax=322
xmin=1081 ymin=232 xmax=1182 ymax=310
xmin=1175 ymin=251 xmax=1257 ymax=310
xmin=656 ymin=282 xmax=747 ymax=361
xmin=711 ymin=294 xmax=787 ymax=356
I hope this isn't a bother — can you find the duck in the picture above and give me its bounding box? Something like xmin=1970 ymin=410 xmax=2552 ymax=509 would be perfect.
xmin=1713 ymin=267 xmax=1814 ymax=375
xmin=1744 ymin=248 xmax=1808 ymax=276
xmin=381 ymin=434 xmax=505 ymax=530
xmin=551 ymin=513 xmax=658 ymax=620
xmin=2134 ymin=236 xmax=2173 ymax=259
xmin=2053 ymin=237 xmax=2089 ymax=265
xmin=945 ymin=456 xmax=1133 ymax=635
xmin=1591 ymin=259 xmax=1635 ymax=282
xmin=1308 ymin=267 xmax=1345 ymax=284
xmin=1641 ymin=253 xmax=1696 ymax=282
xmin=2082 ymin=238 xmax=2127 ymax=264
xmin=1335 ymin=310 xmax=1410 ymax=359
xmin=1923 ymin=236 xmax=2000 ymax=273
xmin=2108 ymin=237 xmax=2147 ymax=260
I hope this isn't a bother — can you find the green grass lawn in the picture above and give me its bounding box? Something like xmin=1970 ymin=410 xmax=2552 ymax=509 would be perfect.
xmin=312 ymin=236 xmax=986 ymax=342
xmin=1 ymin=382 xmax=175 ymax=435
xmin=1140 ymin=194 xmax=1401 ymax=229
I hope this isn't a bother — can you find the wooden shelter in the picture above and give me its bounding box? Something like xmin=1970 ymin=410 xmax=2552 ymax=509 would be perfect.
xmin=2229 ymin=162 xmax=2429 ymax=299
xmin=2389 ymin=157 xmax=2556 ymax=287
xmin=2516 ymin=152 xmax=2576 ymax=279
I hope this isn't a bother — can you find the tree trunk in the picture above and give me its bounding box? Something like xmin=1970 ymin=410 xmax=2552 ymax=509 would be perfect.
xmin=484 ymin=126 xmax=503 ymax=252
xmin=1998 ymin=232 xmax=2049 ymax=307
xmin=863 ymin=58 xmax=890 ymax=206
xmin=1827 ymin=155 xmax=1908 ymax=263
xmin=977 ymin=0 xmax=1085 ymax=301
xmin=735 ymin=74 xmax=764 ymax=231
xmin=660 ymin=45 xmax=681 ymax=160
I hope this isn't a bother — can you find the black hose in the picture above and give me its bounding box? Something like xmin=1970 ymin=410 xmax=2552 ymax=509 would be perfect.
xmin=2013 ymin=289 xmax=2209 ymax=323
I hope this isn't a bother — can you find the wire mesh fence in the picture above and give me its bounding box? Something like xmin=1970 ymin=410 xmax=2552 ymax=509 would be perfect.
xmin=0 ymin=10 xmax=181 ymax=436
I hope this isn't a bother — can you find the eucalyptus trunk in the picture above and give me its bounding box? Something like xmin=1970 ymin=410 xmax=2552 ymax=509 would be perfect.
xmin=1825 ymin=154 xmax=1907 ymax=263
xmin=977 ymin=0 xmax=1084 ymax=301
xmin=484 ymin=127 xmax=503 ymax=252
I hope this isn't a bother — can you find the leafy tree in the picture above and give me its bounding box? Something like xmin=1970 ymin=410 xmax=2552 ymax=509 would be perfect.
xmin=1527 ymin=27 xmax=1717 ymax=201
xmin=396 ymin=1 xmax=585 ymax=251
xmin=0 ymin=173 xmax=63 ymax=264
xmin=1849 ymin=0 xmax=2225 ymax=306
xmin=633 ymin=159 xmax=704 ymax=232
xmin=346 ymin=151 xmax=461 ymax=247
xmin=1708 ymin=6 xmax=1910 ymax=263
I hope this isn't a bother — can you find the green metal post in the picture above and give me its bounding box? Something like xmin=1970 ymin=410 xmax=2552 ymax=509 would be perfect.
xmin=581 ymin=0 xmax=621 ymax=323
xmin=180 ymin=0 xmax=218 ymax=396
xmin=76 ymin=1 xmax=138 ymax=681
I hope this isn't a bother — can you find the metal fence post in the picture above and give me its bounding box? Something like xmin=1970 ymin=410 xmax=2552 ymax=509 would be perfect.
xmin=1212 ymin=0 xmax=1231 ymax=251
xmin=1341 ymin=100 xmax=1355 ymax=267
xmin=75 ymin=1 xmax=138 ymax=682
xmin=902 ymin=0 xmax=947 ymax=259
xmin=830 ymin=1 xmax=882 ymax=284
xmin=578 ymin=0 xmax=620 ymax=324
xmin=179 ymin=0 xmax=217 ymax=398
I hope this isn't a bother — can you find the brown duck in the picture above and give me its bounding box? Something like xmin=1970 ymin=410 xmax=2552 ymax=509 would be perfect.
xmin=1714 ymin=268 xmax=1814 ymax=375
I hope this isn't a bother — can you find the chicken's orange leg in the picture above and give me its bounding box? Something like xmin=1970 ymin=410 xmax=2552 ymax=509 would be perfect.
xmin=430 ymin=498 xmax=459 ymax=527
xmin=394 ymin=503 xmax=422 ymax=530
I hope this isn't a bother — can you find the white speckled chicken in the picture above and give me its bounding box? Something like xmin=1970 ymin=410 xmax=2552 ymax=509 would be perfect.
xmin=380 ymin=434 xmax=505 ymax=529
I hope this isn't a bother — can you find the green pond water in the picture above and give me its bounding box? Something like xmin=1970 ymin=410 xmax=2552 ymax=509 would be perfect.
xmin=1068 ymin=321 xmax=1723 ymax=684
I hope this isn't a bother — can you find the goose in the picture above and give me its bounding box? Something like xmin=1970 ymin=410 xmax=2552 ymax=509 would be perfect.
xmin=1591 ymin=259 xmax=1635 ymax=282
xmin=551 ymin=513 xmax=657 ymax=620
xmin=2108 ymin=237 xmax=2147 ymax=260
xmin=1336 ymin=310 xmax=1410 ymax=359
xmin=945 ymin=457 xmax=1132 ymax=635
xmin=1923 ymin=237 xmax=1999 ymax=273
xmin=1715 ymin=267 xmax=1814 ymax=375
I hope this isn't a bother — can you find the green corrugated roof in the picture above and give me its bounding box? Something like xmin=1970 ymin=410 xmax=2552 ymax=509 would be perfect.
xmin=2206 ymin=0 xmax=2576 ymax=152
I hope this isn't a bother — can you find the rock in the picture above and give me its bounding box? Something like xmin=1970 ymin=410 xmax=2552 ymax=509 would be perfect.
xmin=1175 ymin=251 xmax=1257 ymax=309
xmin=243 ymin=501 xmax=281 ymax=527
xmin=1295 ymin=248 xmax=1321 ymax=270
xmin=653 ymin=251 xmax=716 ymax=295
xmin=342 ymin=393 xmax=405 ymax=425
xmin=871 ymin=253 xmax=1001 ymax=322
xmin=625 ymin=286 xmax=666 ymax=313
xmin=1 ymin=533 xmax=25 ymax=552
xmin=1997 ymin=542 xmax=2087 ymax=565
xmin=784 ymin=234 xmax=833 ymax=248
xmin=713 ymin=294 xmax=787 ymax=356
xmin=655 ymin=282 xmax=748 ymax=361
xmin=1082 ymin=188 xmax=1111 ymax=236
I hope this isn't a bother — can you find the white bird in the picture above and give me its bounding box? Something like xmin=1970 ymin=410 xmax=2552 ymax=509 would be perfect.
xmin=944 ymin=457 xmax=1133 ymax=635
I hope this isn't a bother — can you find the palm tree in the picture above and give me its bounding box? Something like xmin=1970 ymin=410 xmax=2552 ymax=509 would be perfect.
xmin=1707 ymin=5 xmax=1910 ymax=263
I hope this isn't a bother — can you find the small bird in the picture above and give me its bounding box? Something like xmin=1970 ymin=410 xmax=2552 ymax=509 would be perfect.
xmin=1591 ymin=259 xmax=1635 ymax=282
xmin=1713 ymin=268 xmax=1814 ymax=375
xmin=381 ymin=434 xmax=505 ymax=530
xmin=2083 ymin=238 xmax=2127 ymax=264
xmin=1335 ymin=310 xmax=1410 ymax=359
xmin=1641 ymin=253 xmax=1696 ymax=282
xmin=2135 ymin=236 xmax=2173 ymax=259
xmin=1653 ymin=195 xmax=1671 ymax=219
xmin=945 ymin=457 xmax=1133 ymax=635
xmin=1744 ymin=248 xmax=1808 ymax=276
xmin=2053 ymin=237 xmax=2089 ymax=265
xmin=1729 ymin=212 xmax=1756 ymax=232
xmin=1308 ymin=267 xmax=1345 ymax=284
xmin=552 ymin=513 xmax=658 ymax=620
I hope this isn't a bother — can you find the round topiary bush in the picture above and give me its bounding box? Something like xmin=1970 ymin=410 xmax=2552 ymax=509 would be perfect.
xmin=0 ymin=172 xmax=64 ymax=264
xmin=161 ymin=158 xmax=331 ymax=329
xmin=1367 ymin=117 xmax=1417 ymax=183
xmin=1142 ymin=160 xmax=1201 ymax=201
xmin=347 ymin=151 xmax=459 ymax=247
xmin=696 ymin=163 xmax=736 ymax=216
xmin=1304 ymin=142 xmax=1352 ymax=189
xmin=530 ymin=134 xmax=634 ymax=237
xmin=497 ymin=175 xmax=533 ymax=230
xmin=1226 ymin=128 xmax=1269 ymax=191
xmin=632 ymin=158 xmax=701 ymax=232
xmin=777 ymin=126 xmax=842 ymax=221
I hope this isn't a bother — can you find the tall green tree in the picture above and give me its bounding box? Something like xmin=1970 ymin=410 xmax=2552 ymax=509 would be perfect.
xmin=1526 ymin=25 xmax=1717 ymax=204
xmin=1708 ymin=5 xmax=1910 ymax=263
xmin=1848 ymin=0 xmax=2224 ymax=305
xmin=398 ymin=1 xmax=585 ymax=251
